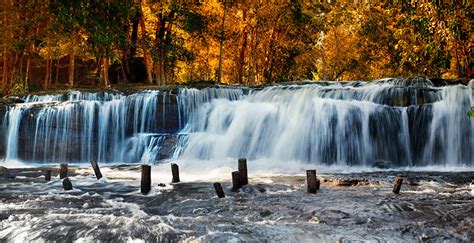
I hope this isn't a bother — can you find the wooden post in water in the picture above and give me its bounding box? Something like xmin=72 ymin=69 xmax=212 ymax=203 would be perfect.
xmin=90 ymin=160 xmax=103 ymax=180
xmin=171 ymin=163 xmax=180 ymax=183
xmin=63 ymin=178 xmax=73 ymax=191
xmin=45 ymin=170 xmax=52 ymax=181
xmin=315 ymin=178 xmax=320 ymax=191
xmin=213 ymin=182 xmax=225 ymax=198
xmin=59 ymin=164 xmax=68 ymax=179
xmin=392 ymin=177 xmax=403 ymax=194
xmin=306 ymin=170 xmax=317 ymax=193
xmin=141 ymin=165 xmax=151 ymax=195
xmin=238 ymin=158 xmax=248 ymax=185
xmin=232 ymin=171 xmax=242 ymax=192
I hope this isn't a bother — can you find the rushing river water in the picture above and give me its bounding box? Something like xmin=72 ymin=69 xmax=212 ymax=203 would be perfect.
xmin=0 ymin=77 xmax=473 ymax=241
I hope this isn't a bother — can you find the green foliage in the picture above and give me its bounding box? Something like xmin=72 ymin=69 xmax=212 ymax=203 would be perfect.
xmin=10 ymin=82 xmax=28 ymax=95
xmin=183 ymin=11 xmax=207 ymax=35
xmin=468 ymin=108 xmax=474 ymax=118
xmin=50 ymin=0 xmax=133 ymax=57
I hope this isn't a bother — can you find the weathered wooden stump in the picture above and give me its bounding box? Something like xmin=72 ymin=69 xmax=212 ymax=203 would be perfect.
xmin=315 ymin=179 xmax=320 ymax=191
xmin=59 ymin=164 xmax=68 ymax=179
xmin=238 ymin=158 xmax=248 ymax=185
xmin=171 ymin=163 xmax=180 ymax=183
xmin=90 ymin=160 xmax=103 ymax=180
xmin=306 ymin=170 xmax=317 ymax=193
xmin=232 ymin=171 xmax=242 ymax=192
xmin=45 ymin=170 xmax=52 ymax=181
xmin=141 ymin=165 xmax=151 ymax=195
xmin=63 ymin=178 xmax=73 ymax=191
xmin=213 ymin=182 xmax=225 ymax=198
xmin=392 ymin=177 xmax=403 ymax=194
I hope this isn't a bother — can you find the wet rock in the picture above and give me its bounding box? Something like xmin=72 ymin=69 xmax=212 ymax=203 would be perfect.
xmin=372 ymin=160 xmax=392 ymax=169
xmin=260 ymin=210 xmax=272 ymax=217
xmin=157 ymin=183 xmax=166 ymax=187
xmin=0 ymin=167 xmax=15 ymax=179
xmin=241 ymin=185 xmax=266 ymax=193
xmin=430 ymin=77 xmax=471 ymax=86
xmin=3 ymin=173 xmax=16 ymax=180
xmin=407 ymin=178 xmax=420 ymax=186
xmin=0 ymin=97 xmax=24 ymax=105
xmin=335 ymin=178 xmax=369 ymax=186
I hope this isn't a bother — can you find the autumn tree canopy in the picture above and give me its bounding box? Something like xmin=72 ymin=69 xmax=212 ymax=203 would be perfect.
xmin=0 ymin=0 xmax=472 ymax=95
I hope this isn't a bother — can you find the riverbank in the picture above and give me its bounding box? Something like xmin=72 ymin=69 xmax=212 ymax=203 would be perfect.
xmin=1 ymin=76 xmax=471 ymax=99
xmin=1 ymin=164 xmax=473 ymax=241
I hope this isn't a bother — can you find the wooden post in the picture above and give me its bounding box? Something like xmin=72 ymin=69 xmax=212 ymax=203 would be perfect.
xmin=213 ymin=182 xmax=225 ymax=198
xmin=90 ymin=160 xmax=103 ymax=180
xmin=63 ymin=178 xmax=73 ymax=191
xmin=316 ymin=179 xmax=320 ymax=191
xmin=141 ymin=165 xmax=151 ymax=195
xmin=59 ymin=164 xmax=68 ymax=179
xmin=171 ymin=163 xmax=180 ymax=183
xmin=45 ymin=170 xmax=52 ymax=181
xmin=392 ymin=177 xmax=403 ymax=194
xmin=238 ymin=158 xmax=248 ymax=185
xmin=232 ymin=171 xmax=242 ymax=192
xmin=306 ymin=170 xmax=317 ymax=193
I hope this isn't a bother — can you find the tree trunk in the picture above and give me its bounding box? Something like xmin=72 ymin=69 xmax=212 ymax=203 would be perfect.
xmin=217 ymin=1 xmax=227 ymax=84
xmin=164 ymin=13 xmax=175 ymax=85
xmin=44 ymin=59 xmax=50 ymax=88
xmin=2 ymin=49 xmax=9 ymax=94
xmin=103 ymin=55 xmax=110 ymax=88
xmin=237 ymin=10 xmax=247 ymax=85
xmin=44 ymin=43 xmax=51 ymax=88
xmin=9 ymin=53 xmax=18 ymax=87
xmin=264 ymin=28 xmax=278 ymax=84
xmin=249 ymin=27 xmax=259 ymax=86
xmin=25 ymin=57 xmax=30 ymax=88
xmin=97 ymin=56 xmax=102 ymax=82
xmin=140 ymin=15 xmax=153 ymax=84
xmin=68 ymin=44 xmax=75 ymax=87
xmin=130 ymin=7 xmax=140 ymax=57
xmin=120 ymin=60 xmax=128 ymax=84
xmin=18 ymin=54 xmax=24 ymax=85
xmin=55 ymin=59 xmax=59 ymax=86
xmin=155 ymin=15 xmax=166 ymax=86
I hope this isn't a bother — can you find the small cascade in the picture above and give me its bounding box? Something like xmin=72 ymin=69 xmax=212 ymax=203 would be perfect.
xmin=5 ymin=107 xmax=23 ymax=160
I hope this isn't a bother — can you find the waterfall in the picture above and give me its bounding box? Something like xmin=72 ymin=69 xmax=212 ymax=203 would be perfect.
xmin=5 ymin=107 xmax=23 ymax=160
xmin=0 ymin=78 xmax=472 ymax=168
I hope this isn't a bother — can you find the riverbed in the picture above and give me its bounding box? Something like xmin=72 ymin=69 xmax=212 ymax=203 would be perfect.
xmin=1 ymin=164 xmax=473 ymax=242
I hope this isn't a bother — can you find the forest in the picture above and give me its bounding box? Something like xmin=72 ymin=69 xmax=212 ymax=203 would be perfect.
xmin=0 ymin=0 xmax=472 ymax=96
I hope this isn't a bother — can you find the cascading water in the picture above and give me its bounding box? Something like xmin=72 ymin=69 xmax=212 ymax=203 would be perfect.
xmin=0 ymin=78 xmax=472 ymax=168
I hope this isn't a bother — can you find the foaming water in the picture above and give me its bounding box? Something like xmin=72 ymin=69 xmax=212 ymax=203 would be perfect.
xmin=0 ymin=78 xmax=473 ymax=171
xmin=178 ymin=81 xmax=473 ymax=168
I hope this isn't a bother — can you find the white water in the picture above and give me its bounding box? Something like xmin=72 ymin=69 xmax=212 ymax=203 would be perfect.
xmin=177 ymin=81 xmax=473 ymax=168
xmin=1 ymin=78 xmax=473 ymax=170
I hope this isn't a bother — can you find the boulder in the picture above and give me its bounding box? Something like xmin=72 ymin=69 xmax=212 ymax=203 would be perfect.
xmin=372 ymin=160 xmax=392 ymax=169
